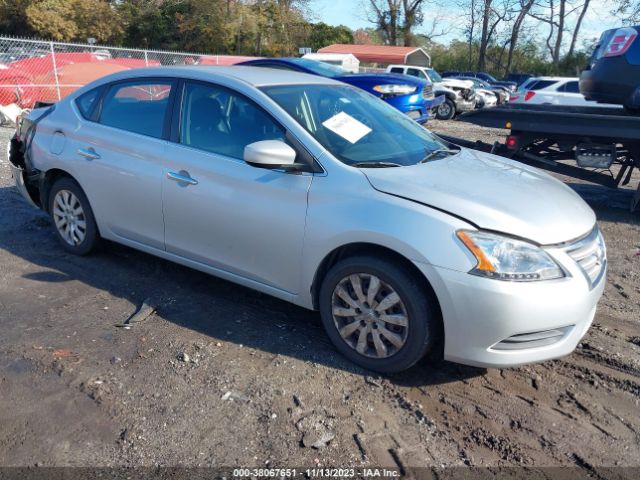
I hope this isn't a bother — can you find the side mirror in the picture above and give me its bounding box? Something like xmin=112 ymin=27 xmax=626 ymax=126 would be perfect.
xmin=244 ymin=140 xmax=297 ymax=170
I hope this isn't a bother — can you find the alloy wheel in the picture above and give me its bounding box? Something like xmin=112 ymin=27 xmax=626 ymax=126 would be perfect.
xmin=437 ymin=102 xmax=452 ymax=118
xmin=331 ymin=273 xmax=409 ymax=359
xmin=52 ymin=189 xmax=87 ymax=246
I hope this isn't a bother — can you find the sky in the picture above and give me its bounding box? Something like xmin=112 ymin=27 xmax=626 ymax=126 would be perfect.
xmin=310 ymin=0 xmax=622 ymax=47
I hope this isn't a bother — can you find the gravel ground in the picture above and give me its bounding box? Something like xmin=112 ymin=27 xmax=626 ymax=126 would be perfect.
xmin=0 ymin=122 xmax=638 ymax=474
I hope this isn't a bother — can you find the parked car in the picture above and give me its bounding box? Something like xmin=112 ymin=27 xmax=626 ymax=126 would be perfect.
xmin=580 ymin=26 xmax=640 ymax=110
xmin=239 ymin=57 xmax=442 ymax=123
xmin=386 ymin=65 xmax=476 ymax=120
xmin=442 ymin=71 xmax=518 ymax=91
xmin=510 ymin=76 xmax=622 ymax=108
xmin=505 ymin=73 xmax=534 ymax=86
xmin=452 ymin=76 xmax=508 ymax=104
xmin=9 ymin=66 xmax=606 ymax=372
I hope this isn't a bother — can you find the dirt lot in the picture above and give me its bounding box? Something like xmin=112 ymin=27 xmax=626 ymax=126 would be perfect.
xmin=0 ymin=121 xmax=638 ymax=475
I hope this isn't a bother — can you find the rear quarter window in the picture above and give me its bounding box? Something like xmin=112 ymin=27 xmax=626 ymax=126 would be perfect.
xmin=562 ymin=81 xmax=580 ymax=93
xmin=75 ymin=87 xmax=102 ymax=120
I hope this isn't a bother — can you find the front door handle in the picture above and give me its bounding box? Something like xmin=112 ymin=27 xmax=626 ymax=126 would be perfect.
xmin=77 ymin=147 xmax=100 ymax=160
xmin=167 ymin=171 xmax=198 ymax=186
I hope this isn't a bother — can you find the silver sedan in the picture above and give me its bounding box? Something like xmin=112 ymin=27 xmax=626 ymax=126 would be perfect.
xmin=7 ymin=66 xmax=606 ymax=372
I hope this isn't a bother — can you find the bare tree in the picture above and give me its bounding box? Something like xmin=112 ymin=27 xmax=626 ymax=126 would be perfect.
xmin=567 ymin=0 xmax=590 ymax=58
xmin=401 ymin=0 xmax=425 ymax=46
xmin=458 ymin=0 xmax=479 ymax=69
xmin=552 ymin=0 xmax=567 ymax=64
xmin=504 ymin=0 xmax=536 ymax=74
xmin=614 ymin=0 xmax=640 ymax=23
xmin=476 ymin=0 xmax=512 ymax=70
xmin=364 ymin=0 xmax=442 ymax=46
xmin=365 ymin=0 xmax=402 ymax=45
xmin=477 ymin=0 xmax=493 ymax=69
xmin=417 ymin=8 xmax=454 ymax=43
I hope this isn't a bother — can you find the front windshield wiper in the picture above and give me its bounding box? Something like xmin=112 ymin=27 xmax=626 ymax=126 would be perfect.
xmin=352 ymin=161 xmax=402 ymax=168
xmin=419 ymin=147 xmax=460 ymax=164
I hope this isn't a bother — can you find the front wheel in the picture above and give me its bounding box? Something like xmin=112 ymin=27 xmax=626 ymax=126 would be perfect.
xmin=436 ymin=98 xmax=456 ymax=120
xmin=319 ymin=256 xmax=438 ymax=373
xmin=48 ymin=177 xmax=100 ymax=255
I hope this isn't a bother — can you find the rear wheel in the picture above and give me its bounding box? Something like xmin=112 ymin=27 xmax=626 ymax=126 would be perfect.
xmin=48 ymin=177 xmax=99 ymax=255
xmin=319 ymin=255 xmax=438 ymax=372
xmin=436 ymin=98 xmax=456 ymax=120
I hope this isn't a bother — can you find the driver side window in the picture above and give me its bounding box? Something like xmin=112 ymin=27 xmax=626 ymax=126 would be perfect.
xmin=179 ymin=82 xmax=287 ymax=159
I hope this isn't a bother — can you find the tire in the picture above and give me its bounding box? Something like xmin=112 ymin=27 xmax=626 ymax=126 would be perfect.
xmin=319 ymin=255 xmax=438 ymax=373
xmin=435 ymin=98 xmax=456 ymax=120
xmin=48 ymin=177 xmax=99 ymax=255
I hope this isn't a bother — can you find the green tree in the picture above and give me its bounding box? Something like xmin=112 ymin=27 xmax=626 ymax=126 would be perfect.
xmin=176 ymin=0 xmax=235 ymax=53
xmin=23 ymin=0 xmax=121 ymax=42
xmin=74 ymin=0 xmax=123 ymax=43
xmin=25 ymin=0 xmax=78 ymax=41
xmin=307 ymin=22 xmax=353 ymax=50
xmin=117 ymin=0 xmax=184 ymax=50
xmin=0 ymin=0 xmax=37 ymax=37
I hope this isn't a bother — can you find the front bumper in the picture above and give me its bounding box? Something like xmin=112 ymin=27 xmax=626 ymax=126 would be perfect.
xmin=415 ymin=244 xmax=605 ymax=368
xmin=424 ymin=95 xmax=445 ymax=111
xmin=455 ymin=98 xmax=476 ymax=112
xmin=404 ymin=109 xmax=430 ymax=123
xmin=387 ymin=93 xmax=441 ymax=123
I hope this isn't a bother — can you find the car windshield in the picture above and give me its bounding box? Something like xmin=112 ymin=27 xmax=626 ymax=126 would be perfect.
xmin=427 ymin=68 xmax=442 ymax=82
xmin=483 ymin=73 xmax=497 ymax=82
xmin=261 ymin=84 xmax=449 ymax=167
xmin=288 ymin=58 xmax=348 ymax=78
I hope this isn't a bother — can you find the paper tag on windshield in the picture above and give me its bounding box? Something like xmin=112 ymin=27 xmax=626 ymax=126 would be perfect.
xmin=322 ymin=112 xmax=372 ymax=144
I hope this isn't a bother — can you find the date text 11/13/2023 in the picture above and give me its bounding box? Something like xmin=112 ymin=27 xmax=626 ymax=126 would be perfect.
xmin=232 ymin=468 xmax=401 ymax=477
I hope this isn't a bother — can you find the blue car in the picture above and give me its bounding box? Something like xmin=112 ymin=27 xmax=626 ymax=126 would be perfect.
xmin=238 ymin=57 xmax=443 ymax=123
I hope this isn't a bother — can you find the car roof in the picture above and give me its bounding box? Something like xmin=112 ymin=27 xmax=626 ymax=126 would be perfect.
xmin=529 ymin=76 xmax=578 ymax=82
xmin=88 ymin=65 xmax=339 ymax=88
xmin=387 ymin=64 xmax=427 ymax=69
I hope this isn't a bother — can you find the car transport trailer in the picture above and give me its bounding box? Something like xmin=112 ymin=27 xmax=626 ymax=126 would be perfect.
xmin=437 ymin=103 xmax=640 ymax=212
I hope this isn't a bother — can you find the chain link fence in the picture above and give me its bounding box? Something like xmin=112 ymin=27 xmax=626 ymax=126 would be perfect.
xmin=0 ymin=36 xmax=256 ymax=110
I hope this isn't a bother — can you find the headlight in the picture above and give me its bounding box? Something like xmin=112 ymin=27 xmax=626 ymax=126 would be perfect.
xmin=373 ymin=84 xmax=417 ymax=95
xmin=456 ymin=230 xmax=564 ymax=281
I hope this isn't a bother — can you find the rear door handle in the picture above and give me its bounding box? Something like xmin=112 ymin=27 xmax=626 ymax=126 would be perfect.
xmin=77 ymin=147 xmax=100 ymax=160
xmin=167 ymin=171 xmax=198 ymax=186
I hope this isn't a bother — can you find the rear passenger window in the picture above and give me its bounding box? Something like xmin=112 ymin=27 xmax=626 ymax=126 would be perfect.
xmin=390 ymin=67 xmax=404 ymax=74
xmin=529 ymin=80 xmax=557 ymax=91
xmin=179 ymin=82 xmax=287 ymax=160
xmin=99 ymin=80 xmax=173 ymax=138
xmin=75 ymin=87 xmax=102 ymax=120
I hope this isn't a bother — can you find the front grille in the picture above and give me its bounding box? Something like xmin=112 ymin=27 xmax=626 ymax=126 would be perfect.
xmin=564 ymin=228 xmax=606 ymax=289
xmin=492 ymin=326 xmax=574 ymax=351
xmin=422 ymin=84 xmax=433 ymax=99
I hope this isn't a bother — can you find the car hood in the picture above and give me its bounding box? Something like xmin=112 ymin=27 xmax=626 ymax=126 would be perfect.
xmin=362 ymin=148 xmax=595 ymax=245
xmin=434 ymin=84 xmax=456 ymax=95
xmin=337 ymin=72 xmax=426 ymax=87
xmin=440 ymin=78 xmax=474 ymax=89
